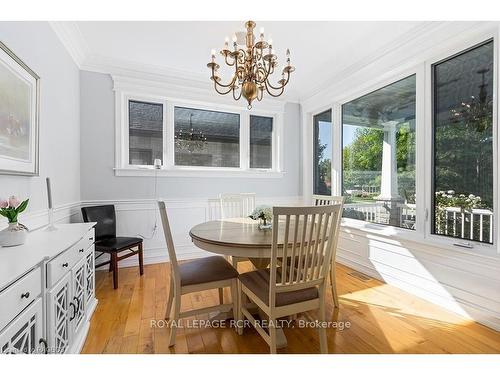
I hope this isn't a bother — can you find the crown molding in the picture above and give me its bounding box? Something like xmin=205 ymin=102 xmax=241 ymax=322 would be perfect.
xmin=49 ymin=21 xmax=89 ymax=68
xmin=111 ymin=74 xmax=288 ymax=113
xmin=83 ymin=54 xmax=300 ymax=103
xmin=300 ymin=21 xmax=497 ymax=110
xmin=299 ymin=21 xmax=446 ymax=103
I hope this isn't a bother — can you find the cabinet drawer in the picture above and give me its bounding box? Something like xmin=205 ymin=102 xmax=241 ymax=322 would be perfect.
xmin=0 ymin=267 xmax=42 ymax=331
xmin=46 ymin=235 xmax=90 ymax=288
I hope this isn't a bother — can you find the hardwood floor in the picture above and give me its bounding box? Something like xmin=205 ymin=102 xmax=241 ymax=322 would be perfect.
xmin=81 ymin=261 xmax=500 ymax=354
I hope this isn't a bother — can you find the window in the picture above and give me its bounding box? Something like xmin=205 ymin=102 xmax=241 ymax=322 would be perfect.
xmin=116 ymin=82 xmax=283 ymax=176
xmin=432 ymin=41 xmax=494 ymax=244
xmin=128 ymin=100 xmax=163 ymax=166
xmin=250 ymin=115 xmax=273 ymax=169
xmin=174 ymin=107 xmax=240 ymax=168
xmin=342 ymin=75 xmax=416 ymax=229
xmin=313 ymin=110 xmax=332 ymax=195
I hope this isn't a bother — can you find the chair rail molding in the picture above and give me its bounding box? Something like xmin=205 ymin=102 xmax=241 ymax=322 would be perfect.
xmin=0 ymin=201 xmax=82 ymax=232
xmin=80 ymin=195 xmax=304 ymax=265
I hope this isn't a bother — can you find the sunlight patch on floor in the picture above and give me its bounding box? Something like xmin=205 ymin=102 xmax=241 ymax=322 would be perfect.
xmin=340 ymin=283 xmax=471 ymax=326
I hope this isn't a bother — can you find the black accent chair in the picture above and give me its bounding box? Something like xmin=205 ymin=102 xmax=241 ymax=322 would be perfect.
xmin=81 ymin=205 xmax=144 ymax=289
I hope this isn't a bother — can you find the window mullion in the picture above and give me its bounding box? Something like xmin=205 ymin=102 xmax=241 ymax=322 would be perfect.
xmin=165 ymin=102 xmax=174 ymax=168
xmin=332 ymin=103 xmax=342 ymax=197
xmin=241 ymin=113 xmax=250 ymax=170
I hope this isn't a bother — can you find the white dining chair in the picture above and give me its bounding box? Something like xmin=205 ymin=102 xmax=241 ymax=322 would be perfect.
xmin=208 ymin=198 xmax=223 ymax=221
xmin=207 ymin=193 xmax=256 ymax=303
xmin=313 ymin=195 xmax=344 ymax=308
xmin=219 ymin=192 xmax=256 ymax=218
xmin=237 ymin=204 xmax=343 ymax=354
xmin=158 ymin=201 xmax=239 ymax=347
xmin=218 ymin=192 xmax=257 ymax=267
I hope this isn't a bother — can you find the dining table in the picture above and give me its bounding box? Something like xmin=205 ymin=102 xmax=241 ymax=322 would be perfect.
xmin=189 ymin=217 xmax=292 ymax=348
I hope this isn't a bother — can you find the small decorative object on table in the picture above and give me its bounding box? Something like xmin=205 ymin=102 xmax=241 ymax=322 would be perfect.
xmin=0 ymin=196 xmax=29 ymax=247
xmin=249 ymin=205 xmax=273 ymax=230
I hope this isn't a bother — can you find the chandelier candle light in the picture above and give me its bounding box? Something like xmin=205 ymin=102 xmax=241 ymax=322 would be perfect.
xmin=207 ymin=20 xmax=295 ymax=109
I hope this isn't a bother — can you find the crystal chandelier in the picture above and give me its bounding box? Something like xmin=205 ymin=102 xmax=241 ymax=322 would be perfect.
xmin=207 ymin=20 xmax=295 ymax=109
xmin=175 ymin=114 xmax=208 ymax=153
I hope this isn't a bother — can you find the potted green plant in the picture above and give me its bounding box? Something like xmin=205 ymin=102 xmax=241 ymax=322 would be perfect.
xmin=0 ymin=196 xmax=29 ymax=247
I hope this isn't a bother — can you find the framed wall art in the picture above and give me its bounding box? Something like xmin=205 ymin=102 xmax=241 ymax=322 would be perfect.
xmin=0 ymin=41 xmax=39 ymax=176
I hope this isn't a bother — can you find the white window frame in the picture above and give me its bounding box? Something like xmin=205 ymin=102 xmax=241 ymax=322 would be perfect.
xmin=336 ymin=67 xmax=423 ymax=242
xmin=424 ymin=34 xmax=498 ymax=254
xmin=115 ymin=93 xmax=284 ymax=178
xmin=120 ymin=93 xmax=167 ymax=169
xmin=304 ymin=27 xmax=499 ymax=257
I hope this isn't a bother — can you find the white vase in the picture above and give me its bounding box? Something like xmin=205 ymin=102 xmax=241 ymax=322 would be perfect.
xmin=0 ymin=222 xmax=28 ymax=247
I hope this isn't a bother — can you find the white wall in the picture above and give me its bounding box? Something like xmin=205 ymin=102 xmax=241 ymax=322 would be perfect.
xmin=301 ymin=21 xmax=500 ymax=331
xmin=0 ymin=22 xmax=81 ymax=229
xmin=79 ymin=70 xmax=302 ymax=200
xmin=79 ymin=70 xmax=303 ymax=262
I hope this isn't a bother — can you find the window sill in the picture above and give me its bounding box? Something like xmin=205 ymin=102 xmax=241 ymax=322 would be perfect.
xmin=340 ymin=218 xmax=500 ymax=261
xmin=114 ymin=167 xmax=286 ymax=178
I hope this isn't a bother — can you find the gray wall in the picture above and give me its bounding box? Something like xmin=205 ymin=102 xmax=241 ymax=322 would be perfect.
xmin=0 ymin=22 xmax=81 ymax=215
xmin=80 ymin=70 xmax=302 ymax=200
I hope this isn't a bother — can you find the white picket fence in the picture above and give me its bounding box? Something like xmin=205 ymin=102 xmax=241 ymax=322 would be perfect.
xmin=345 ymin=202 xmax=493 ymax=243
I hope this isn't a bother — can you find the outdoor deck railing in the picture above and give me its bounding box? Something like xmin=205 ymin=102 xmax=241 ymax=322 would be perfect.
xmin=344 ymin=202 xmax=493 ymax=243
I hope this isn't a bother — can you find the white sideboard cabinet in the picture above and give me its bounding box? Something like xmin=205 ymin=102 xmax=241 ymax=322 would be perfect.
xmin=0 ymin=223 xmax=97 ymax=354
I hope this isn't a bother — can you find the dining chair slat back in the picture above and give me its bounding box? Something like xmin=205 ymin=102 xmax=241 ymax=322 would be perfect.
xmin=208 ymin=198 xmax=223 ymax=221
xmin=313 ymin=194 xmax=345 ymax=206
xmin=270 ymin=204 xmax=342 ymax=305
xmin=158 ymin=200 xmax=239 ymax=347
xmin=219 ymin=193 xmax=256 ymax=218
xmin=311 ymin=195 xmax=345 ymax=308
xmin=158 ymin=201 xmax=179 ymax=274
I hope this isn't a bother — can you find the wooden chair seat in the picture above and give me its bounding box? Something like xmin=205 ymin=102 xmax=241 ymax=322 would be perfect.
xmin=239 ymin=268 xmax=318 ymax=307
xmin=95 ymin=237 xmax=142 ymax=252
xmin=179 ymin=256 xmax=239 ymax=286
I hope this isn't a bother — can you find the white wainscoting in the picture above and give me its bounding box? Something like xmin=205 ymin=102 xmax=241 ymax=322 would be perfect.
xmin=7 ymin=202 xmax=82 ymax=232
xmin=337 ymin=225 xmax=500 ymax=331
xmin=61 ymin=196 xmax=500 ymax=332
xmin=80 ymin=196 xmax=304 ymax=268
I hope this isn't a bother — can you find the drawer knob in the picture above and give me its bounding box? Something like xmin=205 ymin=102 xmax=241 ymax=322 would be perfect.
xmin=89 ymin=237 xmax=94 ymax=241
xmin=79 ymin=248 xmax=84 ymax=253
xmin=62 ymin=262 xmax=69 ymax=267
xmin=21 ymin=292 xmax=30 ymax=299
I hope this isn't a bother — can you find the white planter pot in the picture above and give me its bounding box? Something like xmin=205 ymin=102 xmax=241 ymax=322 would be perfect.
xmin=0 ymin=222 xmax=28 ymax=247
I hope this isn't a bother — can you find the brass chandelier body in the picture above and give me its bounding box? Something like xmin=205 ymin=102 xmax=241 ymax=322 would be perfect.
xmin=207 ymin=20 xmax=295 ymax=109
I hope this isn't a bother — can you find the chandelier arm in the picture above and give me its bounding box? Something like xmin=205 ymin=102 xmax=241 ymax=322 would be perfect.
xmin=255 ymin=67 xmax=269 ymax=84
xmin=211 ymin=67 xmax=238 ymax=89
xmin=213 ymin=80 xmax=235 ymax=95
xmin=232 ymin=86 xmax=242 ymax=100
xmin=264 ymin=81 xmax=285 ymax=98
xmin=254 ymin=60 xmax=272 ymax=84
xmin=224 ymin=54 xmax=236 ymax=66
xmin=237 ymin=49 xmax=247 ymax=64
xmin=265 ymin=71 xmax=290 ymax=91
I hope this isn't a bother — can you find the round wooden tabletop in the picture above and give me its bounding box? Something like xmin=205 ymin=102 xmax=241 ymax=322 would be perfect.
xmin=189 ymin=217 xmax=276 ymax=259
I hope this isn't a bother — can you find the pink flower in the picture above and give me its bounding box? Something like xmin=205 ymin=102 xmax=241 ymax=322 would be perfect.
xmin=0 ymin=198 xmax=8 ymax=209
xmin=8 ymin=196 xmax=20 ymax=208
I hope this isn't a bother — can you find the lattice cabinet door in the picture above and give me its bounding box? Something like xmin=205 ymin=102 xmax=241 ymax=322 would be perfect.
xmin=84 ymin=251 xmax=95 ymax=306
xmin=71 ymin=257 xmax=86 ymax=336
xmin=46 ymin=273 xmax=71 ymax=354
xmin=0 ymin=298 xmax=44 ymax=354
